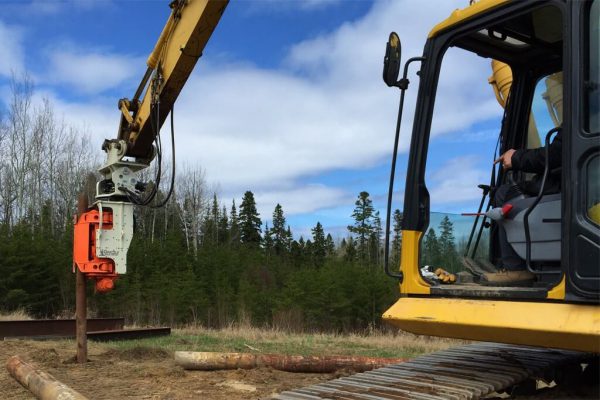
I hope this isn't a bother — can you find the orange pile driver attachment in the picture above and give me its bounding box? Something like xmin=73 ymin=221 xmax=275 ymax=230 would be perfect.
xmin=73 ymin=201 xmax=134 ymax=293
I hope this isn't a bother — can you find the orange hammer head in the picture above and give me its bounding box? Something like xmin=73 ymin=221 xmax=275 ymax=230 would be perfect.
xmin=95 ymin=278 xmax=116 ymax=293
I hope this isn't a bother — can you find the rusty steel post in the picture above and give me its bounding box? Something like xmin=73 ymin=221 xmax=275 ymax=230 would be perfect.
xmin=76 ymin=193 xmax=88 ymax=364
xmin=6 ymin=356 xmax=88 ymax=400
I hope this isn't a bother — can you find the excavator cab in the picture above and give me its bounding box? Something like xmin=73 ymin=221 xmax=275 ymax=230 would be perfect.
xmin=382 ymin=0 xmax=599 ymax=352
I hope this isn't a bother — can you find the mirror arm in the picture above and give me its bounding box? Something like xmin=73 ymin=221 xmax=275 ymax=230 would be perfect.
xmin=384 ymin=56 xmax=426 ymax=281
xmin=395 ymin=57 xmax=426 ymax=89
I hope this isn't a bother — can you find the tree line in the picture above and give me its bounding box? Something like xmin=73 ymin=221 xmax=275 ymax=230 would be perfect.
xmin=0 ymin=77 xmax=461 ymax=332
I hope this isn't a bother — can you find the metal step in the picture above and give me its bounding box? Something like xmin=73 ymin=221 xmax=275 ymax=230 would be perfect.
xmin=273 ymin=342 xmax=590 ymax=400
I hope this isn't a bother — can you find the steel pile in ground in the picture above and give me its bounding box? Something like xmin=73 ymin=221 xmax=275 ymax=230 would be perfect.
xmin=274 ymin=342 xmax=591 ymax=400
xmin=0 ymin=318 xmax=124 ymax=339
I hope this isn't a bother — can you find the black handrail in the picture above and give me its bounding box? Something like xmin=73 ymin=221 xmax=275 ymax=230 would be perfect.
xmin=384 ymin=56 xmax=425 ymax=281
xmin=523 ymin=126 xmax=562 ymax=275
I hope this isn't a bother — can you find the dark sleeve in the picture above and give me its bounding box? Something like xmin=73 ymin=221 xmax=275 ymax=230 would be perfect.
xmin=510 ymin=130 xmax=562 ymax=174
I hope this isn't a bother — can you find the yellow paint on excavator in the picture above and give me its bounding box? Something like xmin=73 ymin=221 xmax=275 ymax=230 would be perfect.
xmin=429 ymin=0 xmax=510 ymax=38
xmin=383 ymin=297 xmax=600 ymax=353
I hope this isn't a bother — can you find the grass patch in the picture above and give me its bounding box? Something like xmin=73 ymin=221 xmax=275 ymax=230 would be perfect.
xmin=105 ymin=325 xmax=464 ymax=359
xmin=0 ymin=309 xmax=33 ymax=321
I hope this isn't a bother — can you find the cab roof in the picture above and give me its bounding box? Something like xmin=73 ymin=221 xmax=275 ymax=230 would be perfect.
xmin=429 ymin=0 xmax=510 ymax=38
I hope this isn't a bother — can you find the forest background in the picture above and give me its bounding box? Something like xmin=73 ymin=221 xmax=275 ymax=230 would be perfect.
xmin=0 ymin=78 xmax=470 ymax=332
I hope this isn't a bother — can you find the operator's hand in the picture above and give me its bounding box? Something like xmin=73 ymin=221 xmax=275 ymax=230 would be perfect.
xmin=494 ymin=149 xmax=516 ymax=170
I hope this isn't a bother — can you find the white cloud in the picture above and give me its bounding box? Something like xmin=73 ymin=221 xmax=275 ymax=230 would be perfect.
xmin=169 ymin=0 xmax=499 ymax=210
xmin=12 ymin=0 xmax=504 ymax=223
xmin=45 ymin=47 xmax=143 ymax=94
xmin=242 ymin=0 xmax=342 ymax=14
xmin=253 ymin=184 xmax=349 ymax=215
xmin=428 ymin=156 xmax=488 ymax=207
xmin=297 ymin=0 xmax=342 ymax=10
xmin=0 ymin=21 xmax=25 ymax=78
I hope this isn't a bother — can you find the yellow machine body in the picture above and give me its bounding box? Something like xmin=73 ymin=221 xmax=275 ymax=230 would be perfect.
xmin=383 ymin=0 xmax=600 ymax=353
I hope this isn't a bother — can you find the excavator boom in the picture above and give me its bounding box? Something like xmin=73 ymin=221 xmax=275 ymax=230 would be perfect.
xmin=118 ymin=0 xmax=228 ymax=159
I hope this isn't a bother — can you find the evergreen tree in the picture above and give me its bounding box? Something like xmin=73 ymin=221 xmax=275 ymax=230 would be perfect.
xmin=344 ymin=236 xmax=357 ymax=262
xmin=325 ymin=233 xmax=336 ymax=257
xmin=290 ymin=237 xmax=306 ymax=265
xmin=263 ymin=222 xmax=274 ymax=253
xmin=271 ymin=204 xmax=288 ymax=255
xmin=438 ymin=216 xmax=459 ymax=272
xmin=210 ymin=194 xmax=220 ymax=244
xmin=423 ymin=228 xmax=440 ymax=267
xmin=285 ymin=226 xmax=293 ymax=252
xmin=347 ymin=191 xmax=375 ymax=263
xmin=369 ymin=211 xmax=382 ymax=266
xmin=239 ymin=191 xmax=262 ymax=246
xmin=311 ymin=222 xmax=326 ymax=267
xmin=391 ymin=209 xmax=403 ymax=266
xmin=218 ymin=205 xmax=229 ymax=244
xmin=229 ymin=200 xmax=240 ymax=246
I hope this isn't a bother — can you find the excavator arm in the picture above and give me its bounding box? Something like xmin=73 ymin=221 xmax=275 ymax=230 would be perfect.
xmin=118 ymin=0 xmax=228 ymax=160
xmin=73 ymin=0 xmax=228 ymax=292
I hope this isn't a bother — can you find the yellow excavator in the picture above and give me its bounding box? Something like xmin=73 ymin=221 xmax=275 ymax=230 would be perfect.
xmin=278 ymin=0 xmax=599 ymax=398
xmin=379 ymin=0 xmax=599 ymax=354
xmin=72 ymin=0 xmax=598 ymax=397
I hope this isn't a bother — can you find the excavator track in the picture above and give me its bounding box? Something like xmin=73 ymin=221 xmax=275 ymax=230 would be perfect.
xmin=274 ymin=342 xmax=592 ymax=400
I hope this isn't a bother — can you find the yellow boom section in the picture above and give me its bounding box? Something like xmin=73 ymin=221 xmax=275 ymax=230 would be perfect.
xmin=429 ymin=0 xmax=509 ymax=38
xmin=118 ymin=0 xmax=229 ymax=158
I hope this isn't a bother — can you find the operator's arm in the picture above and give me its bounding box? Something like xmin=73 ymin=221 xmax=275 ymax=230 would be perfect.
xmin=495 ymin=130 xmax=562 ymax=173
xmin=510 ymin=129 xmax=562 ymax=173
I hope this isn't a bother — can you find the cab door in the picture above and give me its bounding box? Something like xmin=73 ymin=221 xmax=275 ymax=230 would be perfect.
xmin=566 ymin=0 xmax=600 ymax=298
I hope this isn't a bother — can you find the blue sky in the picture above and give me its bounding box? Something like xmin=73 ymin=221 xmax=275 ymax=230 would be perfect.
xmin=0 ymin=0 xmax=512 ymax=240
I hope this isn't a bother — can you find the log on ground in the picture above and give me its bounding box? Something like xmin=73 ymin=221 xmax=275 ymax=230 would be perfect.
xmin=6 ymin=355 xmax=88 ymax=400
xmin=175 ymin=351 xmax=407 ymax=373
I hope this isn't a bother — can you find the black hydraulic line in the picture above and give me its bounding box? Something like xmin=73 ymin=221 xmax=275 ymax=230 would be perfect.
xmin=471 ymin=203 xmax=492 ymax=259
xmin=384 ymin=56 xmax=425 ymax=281
xmin=133 ymin=67 xmax=153 ymax=103
xmin=464 ymin=185 xmax=490 ymax=257
xmin=524 ymin=126 xmax=561 ymax=275
xmin=150 ymin=106 xmax=176 ymax=208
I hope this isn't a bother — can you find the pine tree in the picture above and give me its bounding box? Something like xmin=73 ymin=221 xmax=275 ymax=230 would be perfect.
xmin=438 ymin=216 xmax=459 ymax=272
xmin=211 ymin=194 xmax=220 ymax=244
xmin=285 ymin=226 xmax=293 ymax=252
xmin=423 ymin=228 xmax=440 ymax=267
xmin=271 ymin=204 xmax=288 ymax=255
xmin=325 ymin=233 xmax=336 ymax=257
xmin=229 ymin=200 xmax=240 ymax=246
xmin=348 ymin=191 xmax=375 ymax=263
xmin=311 ymin=222 xmax=326 ymax=267
xmin=290 ymin=237 xmax=306 ymax=265
xmin=345 ymin=236 xmax=357 ymax=262
xmin=239 ymin=191 xmax=262 ymax=246
xmin=369 ymin=211 xmax=382 ymax=267
xmin=263 ymin=222 xmax=273 ymax=253
xmin=218 ymin=206 xmax=229 ymax=244
xmin=391 ymin=209 xmax=403 ymax=266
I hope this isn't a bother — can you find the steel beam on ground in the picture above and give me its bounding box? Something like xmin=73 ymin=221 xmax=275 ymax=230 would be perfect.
xmin=0 ymin=318 xmax=125 ymax=338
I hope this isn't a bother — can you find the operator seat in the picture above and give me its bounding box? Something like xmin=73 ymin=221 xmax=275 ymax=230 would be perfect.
xmin=501 ymin=193 xmax=561 ymax=262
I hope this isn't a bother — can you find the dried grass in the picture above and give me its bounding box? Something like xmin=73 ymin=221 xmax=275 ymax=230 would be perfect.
xmin=0 ymin=309 xmax=33 ymax=321
xmin=174 ymin=323 xmax=464 ymax=356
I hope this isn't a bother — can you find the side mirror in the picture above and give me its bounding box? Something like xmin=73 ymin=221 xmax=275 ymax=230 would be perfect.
xmin=383 ymin=32 xmax=401 ymax=87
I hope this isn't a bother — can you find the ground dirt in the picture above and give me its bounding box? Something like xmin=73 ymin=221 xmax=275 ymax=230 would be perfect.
xmin=1 ymin=339 xmax=348 ymax=399
xmin=2 ymin=338 xmax=598 ymax=399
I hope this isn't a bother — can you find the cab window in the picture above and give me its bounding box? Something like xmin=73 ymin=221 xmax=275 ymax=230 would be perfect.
xmin=585 ymin=0 xmax=599 ymax=133
xmin=529 ymin=72 xmax=563 ymax=149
